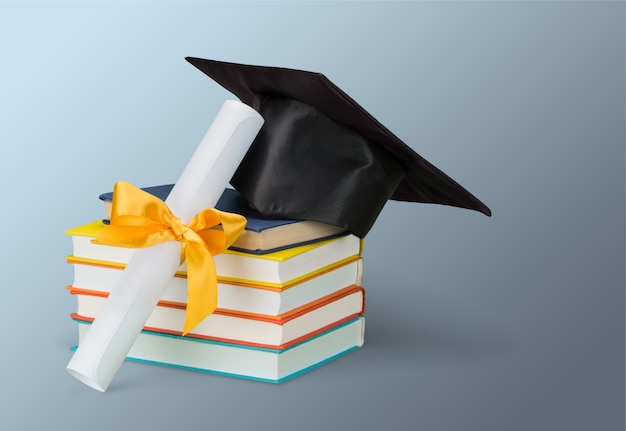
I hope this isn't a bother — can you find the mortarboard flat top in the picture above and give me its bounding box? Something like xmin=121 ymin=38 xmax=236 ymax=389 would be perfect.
xmin=186 ymin=57 xmax=491 ymax=238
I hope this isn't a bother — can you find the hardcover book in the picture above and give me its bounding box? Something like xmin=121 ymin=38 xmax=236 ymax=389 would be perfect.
xmin=72 ymin=316 xmax=366 ymax=383
xmin=100 ymin=185 xmax=347 ymax=254
xmin=70 ymin=285 xmax=365 ymax=349
xmin=67 ymin=221 xmax=362 ymax=287
xmin=68 ymin=257 xmax=363 ymax=316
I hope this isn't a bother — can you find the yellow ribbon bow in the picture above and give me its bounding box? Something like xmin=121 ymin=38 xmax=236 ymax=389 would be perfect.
xmin=92 ymin=181 xmax=247 ymax=335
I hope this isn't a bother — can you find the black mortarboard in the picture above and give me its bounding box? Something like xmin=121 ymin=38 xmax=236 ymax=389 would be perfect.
xmin=186 ymin=57 xmax=491 ymax=238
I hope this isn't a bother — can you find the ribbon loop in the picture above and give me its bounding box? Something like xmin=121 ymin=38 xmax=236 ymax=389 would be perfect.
xmin=92 ymin=181 xmax=247 ymax=335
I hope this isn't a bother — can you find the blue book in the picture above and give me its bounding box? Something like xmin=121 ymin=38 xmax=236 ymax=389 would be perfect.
xmin=72 ymin=316 xmax=365 ymax=383
xmin=99 ymin=185 xmax=346 ymax=254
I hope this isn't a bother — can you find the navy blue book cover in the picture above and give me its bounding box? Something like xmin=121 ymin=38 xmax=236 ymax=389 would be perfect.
xmin=99 ymin=185 xmax=348 ymax=254
xmin=99 ymin=184 xmax=301 ymax=233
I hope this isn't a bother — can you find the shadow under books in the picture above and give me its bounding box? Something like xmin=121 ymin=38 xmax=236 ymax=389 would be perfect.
xmin=363 ymin=292 xmax=514 ymax=365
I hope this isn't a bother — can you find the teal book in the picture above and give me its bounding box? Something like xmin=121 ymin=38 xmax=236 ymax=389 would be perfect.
xmin=100 ymin=185 xmax=346 ymax=254
xmin=72 ymin=316 xmax=365 ymax=383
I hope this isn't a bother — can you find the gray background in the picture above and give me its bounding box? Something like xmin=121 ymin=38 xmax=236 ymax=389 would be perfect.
xmin=1 ymin=1 xmax=623 ymax=430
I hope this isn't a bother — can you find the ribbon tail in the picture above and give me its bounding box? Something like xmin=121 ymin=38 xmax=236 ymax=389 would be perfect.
xmin=182 ymin=240 xmax=218 ymax=336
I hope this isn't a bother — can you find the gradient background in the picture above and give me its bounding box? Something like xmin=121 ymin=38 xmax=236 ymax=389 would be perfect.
xmin=0 ymin=2 xmax=623 ymax=430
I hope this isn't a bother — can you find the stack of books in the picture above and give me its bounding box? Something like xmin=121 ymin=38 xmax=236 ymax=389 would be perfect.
xmin=65 ymin=185 xmax=366 ymax=383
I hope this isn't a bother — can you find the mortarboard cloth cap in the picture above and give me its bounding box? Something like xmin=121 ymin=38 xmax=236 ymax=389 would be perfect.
xmin=186 ymin=57 xmax=491 ymax=238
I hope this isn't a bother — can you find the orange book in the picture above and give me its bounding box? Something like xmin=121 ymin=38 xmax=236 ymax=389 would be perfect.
xmin=70 ymin=285 xmax=365 ymax=350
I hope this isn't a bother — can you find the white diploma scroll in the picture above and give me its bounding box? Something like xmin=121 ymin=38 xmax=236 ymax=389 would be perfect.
xmin=66 ymin=100 xmax=264 ymax=391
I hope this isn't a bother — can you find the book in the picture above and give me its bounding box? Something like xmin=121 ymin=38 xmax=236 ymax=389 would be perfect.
xmin=69 ymin=285 xmax=365 ymax=349
xmin=72 ymin=316 xmax=365 ymax=383
xmin=100 ymin=185 xmax=347 ymax=254
xmin=67 ymin=257 xmax=363 ymax=316
xmin=67 ymin=220 xmax=362 ymax=287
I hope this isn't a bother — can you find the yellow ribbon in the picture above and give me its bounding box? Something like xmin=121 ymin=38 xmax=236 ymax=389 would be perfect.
xmin=92 ymin=181 xmax=247 ymax=335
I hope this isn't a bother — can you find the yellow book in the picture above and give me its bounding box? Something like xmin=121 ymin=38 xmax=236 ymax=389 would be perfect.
xmin=67 ymin=221 xmax=362 ymax=287
xmin=67 ymin=257 xmax=363 ymax=316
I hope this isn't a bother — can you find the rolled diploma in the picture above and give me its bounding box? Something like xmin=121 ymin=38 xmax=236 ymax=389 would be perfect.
xmin=66 ymin=100 xmax=264 ymax=392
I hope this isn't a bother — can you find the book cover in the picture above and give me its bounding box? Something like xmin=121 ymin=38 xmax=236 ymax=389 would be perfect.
xmin=100 ymin=185 xmax=347 ymax=254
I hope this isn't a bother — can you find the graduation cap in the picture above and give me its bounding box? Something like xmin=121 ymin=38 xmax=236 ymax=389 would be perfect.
xmin=186 ymin=57 xmax=491 ymax=238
